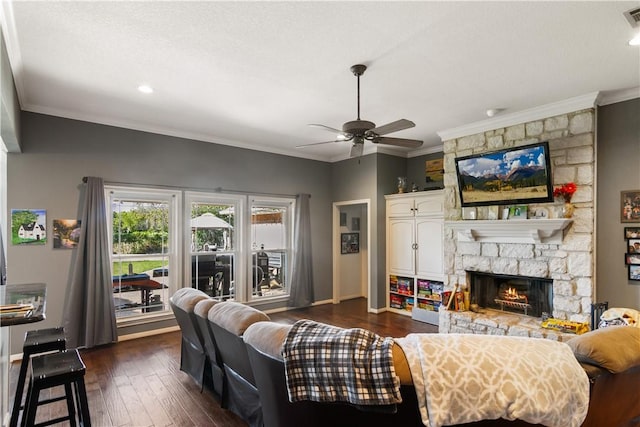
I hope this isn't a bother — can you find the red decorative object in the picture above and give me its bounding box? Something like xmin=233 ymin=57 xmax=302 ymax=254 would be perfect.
xmin=553 ymin=182 xmax=577 ymax=203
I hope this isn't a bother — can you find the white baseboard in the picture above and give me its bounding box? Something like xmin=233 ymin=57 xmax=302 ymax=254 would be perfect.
xmin=118 ymin=326 xmax=180 ymax=342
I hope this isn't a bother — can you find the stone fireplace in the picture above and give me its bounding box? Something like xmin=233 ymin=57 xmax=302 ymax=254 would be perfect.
xmin=437 ymin=96 xmax=597 ymax=340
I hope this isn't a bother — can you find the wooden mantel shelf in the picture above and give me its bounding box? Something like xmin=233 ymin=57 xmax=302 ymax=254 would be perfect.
xmin=445 ymin=219 xmax=573 ymax=244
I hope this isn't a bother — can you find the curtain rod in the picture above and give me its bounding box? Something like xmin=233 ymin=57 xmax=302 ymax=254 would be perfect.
xmin=81 ymin=177 xmax=305 ymax=199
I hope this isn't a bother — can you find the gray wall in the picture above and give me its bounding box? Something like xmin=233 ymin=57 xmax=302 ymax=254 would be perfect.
xmin=6 ymin=112 xmax=333 ymax=353
xmin=407 ymin=152 xmax=444 ymax=191
xmin=596 ymin=98 xmax=640 ymax=307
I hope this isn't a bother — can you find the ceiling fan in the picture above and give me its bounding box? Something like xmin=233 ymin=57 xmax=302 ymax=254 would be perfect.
xmin=298 ymin=64 xmax=423 ymax=157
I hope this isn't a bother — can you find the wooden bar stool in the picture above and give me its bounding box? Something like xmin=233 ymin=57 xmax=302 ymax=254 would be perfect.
xmin=10 ymin=327 xmax=66 ymax=427
xmin=21 ymin=348 xmax=91 ymax=427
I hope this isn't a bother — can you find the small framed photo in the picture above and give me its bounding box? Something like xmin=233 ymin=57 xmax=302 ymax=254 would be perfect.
xmin=629 ymin=265 xmax=640 ymax=281
xmin=624 ymin=227 xmax=640 ymax=239
xmin=352 ymin=217 xmax=360 ymax=231
xmin=341 ymin=232 xmax=359 ymax=254
xmin=628 ymin=239 xmax=640 ymax=254
xmin=621 ymin=190 xmax=640 ymax=222
xmin=532 ymin=207 xmax=549 ymax=219
xmin=340 ymin=212 xmax=347 ymax=227
xmin=508 ymin=205 xmax=527 ymax=220
xmin=625 ymin=253 xmax=640 ymax=265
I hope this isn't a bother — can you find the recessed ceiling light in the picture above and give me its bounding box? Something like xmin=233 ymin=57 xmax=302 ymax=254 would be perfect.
xmin=138 ymin=84 xmax=153 ymax=94
xmin=630 ymin=32 xmax=640 ymax=46
xmin=486 ymin=108 xmax=504 ymax=117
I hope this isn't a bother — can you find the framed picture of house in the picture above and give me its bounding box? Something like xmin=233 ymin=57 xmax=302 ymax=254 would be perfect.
xmin=621 ymin=190 xmax=640 ymax=222
xmin=11 ymin=209 xmax=47 ymax=245
xmin=340 ymin=232 xmax=359 ymax=254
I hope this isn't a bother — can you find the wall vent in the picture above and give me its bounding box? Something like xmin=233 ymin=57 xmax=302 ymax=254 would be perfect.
xmin=624 ymin=7 xmax=640 ymax=28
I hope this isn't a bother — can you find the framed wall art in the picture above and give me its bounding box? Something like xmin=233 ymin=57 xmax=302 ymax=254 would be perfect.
xmin=629 ymin=264 xmax=640 ymax=281
xmin=621 ymin=190 xmax=640 ymax=222
xmin=11 ymin=209 xmax=47 ymax=245
xmin=624 ymin=227 xmax=640 ymax=239
xmin=53 ymin=219 xmax=82 ymax=249
xmin=340 ymin=232 xmax=359 ymax=254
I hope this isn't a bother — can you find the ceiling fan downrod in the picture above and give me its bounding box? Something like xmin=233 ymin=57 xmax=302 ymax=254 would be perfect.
xmin=350 ymin=64 xmax=366 ymax=121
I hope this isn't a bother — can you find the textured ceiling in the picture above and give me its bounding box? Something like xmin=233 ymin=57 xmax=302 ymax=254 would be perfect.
xmin=1 ymin=1 xmax=639 ymax=161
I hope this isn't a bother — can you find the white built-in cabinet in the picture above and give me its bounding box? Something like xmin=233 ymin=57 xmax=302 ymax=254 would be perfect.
xmin=385 ymin=190 xmax=444 ymax=325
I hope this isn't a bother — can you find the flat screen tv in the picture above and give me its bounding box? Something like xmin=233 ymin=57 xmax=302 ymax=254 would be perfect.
xmin=455 ymin=141 xmax=553 ymax=207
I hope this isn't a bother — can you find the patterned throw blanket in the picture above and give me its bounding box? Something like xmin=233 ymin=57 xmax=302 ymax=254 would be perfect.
xmin=282 ymin=319 xmax=401 ymax=407
xmin=396 ymin=334 xmax=590 ymax=427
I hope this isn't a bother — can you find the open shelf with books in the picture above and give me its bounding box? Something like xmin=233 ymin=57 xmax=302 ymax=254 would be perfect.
xmin=388 ymin=275 xmax=414 ymax=314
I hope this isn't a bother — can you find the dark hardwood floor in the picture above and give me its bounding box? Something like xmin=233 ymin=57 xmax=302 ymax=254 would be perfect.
xmin=9 ymin=298 xmax=437 ymax=427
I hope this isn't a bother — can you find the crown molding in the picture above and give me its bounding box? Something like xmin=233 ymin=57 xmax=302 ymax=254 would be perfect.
xmin=597 ymin=87 xmax=640 ymax=106
xmin=437 ymin=92 xmax=600 ymax=142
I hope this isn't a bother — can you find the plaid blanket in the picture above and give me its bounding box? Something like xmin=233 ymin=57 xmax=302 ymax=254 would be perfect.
xmin=282 ymin=319 xmax=401 ymax=406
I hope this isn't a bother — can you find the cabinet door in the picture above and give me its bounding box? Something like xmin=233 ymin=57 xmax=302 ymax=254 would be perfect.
xmin=414 ymin=195 xmax=444 ymax=217
xmin=415 ymin=218 xmax=443 ymax=278
xmin=388 ymin=219 xmax=415 ymax=275
xmin=387 ymin=199 xmax=414 ymax=217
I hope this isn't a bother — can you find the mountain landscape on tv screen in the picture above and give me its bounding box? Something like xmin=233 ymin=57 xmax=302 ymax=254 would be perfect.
xmin=459 ymin=165 xmax=548 ymax=191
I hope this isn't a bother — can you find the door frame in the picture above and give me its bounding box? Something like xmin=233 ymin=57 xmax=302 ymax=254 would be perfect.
xmin=332 ymin=199 xmax=371 ymax=306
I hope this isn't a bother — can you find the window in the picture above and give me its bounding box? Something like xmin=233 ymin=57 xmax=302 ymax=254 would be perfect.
xmin=186 ymin=192 xmax=294 ymax=302
xmin=250 ymin=197 xmax=293 ymax=300
xmin=186 ymin=192 xmax=242 ymax=301
xmin=107 ymin=187 xmax=181 ymax=319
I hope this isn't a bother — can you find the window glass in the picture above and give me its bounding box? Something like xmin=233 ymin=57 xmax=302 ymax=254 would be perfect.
xmin=108 ymin=188 xmax=180 ymax=319
xmin=190 ymin=201 xmax=236 ymax=300
xmin=250 ymin=199 xmax=292 ymax=299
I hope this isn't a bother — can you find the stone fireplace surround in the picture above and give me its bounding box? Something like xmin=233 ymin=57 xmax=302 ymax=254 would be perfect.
xmin=437 ymin=94 xmax=597 ymax=341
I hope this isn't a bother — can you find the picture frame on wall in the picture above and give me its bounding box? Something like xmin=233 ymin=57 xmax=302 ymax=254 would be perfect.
xmin=340 ymin=212 xmax=347 ymax=227
xmin=340 ymin=232 xmax=359 ymax=254
xmin=628 ymin=239 xmax=640 ymax=254
xmin=629 ymin=264 xmax=640 ymax=281
xmin=352 ymin=217 xmax=360 ymax=231
xmin=625 ymin=254 xmax=640 ymax=265
xmin=621 ymin=190 xmax=640 ymax=222
xmin=624 ymin=227 xmax=640 ymax=239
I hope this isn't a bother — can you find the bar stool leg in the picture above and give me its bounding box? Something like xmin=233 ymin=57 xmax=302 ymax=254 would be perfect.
xmin=21 ymin=381 xmax=40 ymax=427
xmin=64 ymin=382 xmax=78 ymax=427
xmin=9 ymin=355 xmax=31 ymax=427
xmin=75 ymin=377 xmax=91 ymax=427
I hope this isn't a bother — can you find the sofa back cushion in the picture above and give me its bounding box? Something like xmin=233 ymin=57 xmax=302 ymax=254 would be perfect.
xmin=566 ymin=325 xmax=640 ymax=373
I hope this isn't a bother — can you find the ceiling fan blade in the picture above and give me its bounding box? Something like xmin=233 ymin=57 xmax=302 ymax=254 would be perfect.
xmin=370 ymin=119 xmax=415 ymax=136
xmin=372 ymin=136 xmax=423 ymax=148
xmin=296 ymin=136 xmax=353 ymax=148
xmin=296 ymin=139 xmax=345 ymax=148
xmin=308 ymin=123 xmax=346 ymax=134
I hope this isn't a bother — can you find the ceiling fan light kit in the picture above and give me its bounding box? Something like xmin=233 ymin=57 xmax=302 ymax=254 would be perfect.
xmin=299 ymin=64 xmax=423 ymax=157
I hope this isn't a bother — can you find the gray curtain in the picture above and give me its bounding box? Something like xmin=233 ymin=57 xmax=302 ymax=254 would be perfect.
xmin=63 ymin=176 xmax=117 ymax=348
xmin=288 ymin=193 xmax=314 ymax=307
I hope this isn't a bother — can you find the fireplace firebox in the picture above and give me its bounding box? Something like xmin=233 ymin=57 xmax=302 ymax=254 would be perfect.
xmin=469 ymin=271 xmax=553 ymax=318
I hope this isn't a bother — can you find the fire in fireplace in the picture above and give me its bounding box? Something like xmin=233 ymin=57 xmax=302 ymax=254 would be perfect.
xmin=469 ymin=271 xmax=553 ymax=318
